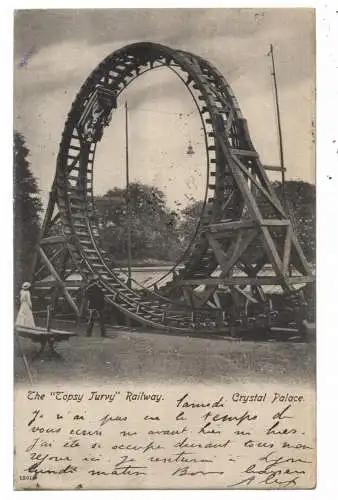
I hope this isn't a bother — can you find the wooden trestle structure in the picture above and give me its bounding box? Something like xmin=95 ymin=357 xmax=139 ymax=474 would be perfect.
xmin=30 ymin=42 xmax=314 ymax=336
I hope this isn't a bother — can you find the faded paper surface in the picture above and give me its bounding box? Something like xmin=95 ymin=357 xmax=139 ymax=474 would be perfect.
xmin=13 ymin=7 xmax=316 ymax=492
xmin=14 ymin=383 xmax=315 ymax=490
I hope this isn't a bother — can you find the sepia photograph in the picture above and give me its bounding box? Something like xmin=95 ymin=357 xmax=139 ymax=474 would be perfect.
xmin=12 ymin=5 xmax=318 ymax=490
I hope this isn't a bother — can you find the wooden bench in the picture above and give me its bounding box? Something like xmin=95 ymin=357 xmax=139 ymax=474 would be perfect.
xmin=15 ymin=325 xmax=77 ymax=360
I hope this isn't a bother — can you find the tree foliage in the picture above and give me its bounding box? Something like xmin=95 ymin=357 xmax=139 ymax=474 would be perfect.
xmin=14 ymin=131 xmax=42 ymax=291
xmin=93 ymin=179 xmax=315 ymax=266
xmin=95 ymin=183 xmax=181 ymax=263
xmin=272 ymin=180 xmax=315 ymax=262
xmin=178 ymin=200 xmax=204 ymax=249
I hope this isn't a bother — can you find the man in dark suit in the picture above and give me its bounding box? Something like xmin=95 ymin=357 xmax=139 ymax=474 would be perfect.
xmin=85 ymin=275 xmax=106 ymax=337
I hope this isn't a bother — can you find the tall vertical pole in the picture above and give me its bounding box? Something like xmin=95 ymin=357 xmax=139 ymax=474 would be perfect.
xmin=125 ymin=100 xmax=132 ymax=288
xmin=269 ymin=45 xmax=292 ymax=276
xmin=269 ymin=44 xmax=287 ymax=205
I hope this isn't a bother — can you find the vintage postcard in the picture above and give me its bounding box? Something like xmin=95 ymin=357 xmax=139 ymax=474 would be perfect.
xmin=13 ymin=7 xmax=316 ymax=490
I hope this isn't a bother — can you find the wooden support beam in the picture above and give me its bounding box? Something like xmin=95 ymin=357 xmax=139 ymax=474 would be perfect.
xmin=208 ymin=229 xmax=258 ymax=276
xmin=260 ymin=226 xmax=291 ymax=291
xmin=229 ymin=148 xmax=258 ymax=158
xmin=261 ymin=219 xmax=290 ymax=227
xmin=206 ymin=300 xmax=217 ymax=309
xmin=193 ymin=228 xmax=252 ymax=307
xmin=290 ymin=232 xmax=313 ymax=276
xmin=34 ymin=246 xmax=66 ymax=279
xmin=30 ymin=185 xmax=58 ymax=279
xmin=232 ymin=285 xmax=258 ymax=304
xmin=208 ymin=220 xmax=256 ymax=232
xmin=231 ymin=155 xmax=286 ymax=218
xmin=175 ymin=275 xmax=314 ymax=287
xmin=263 ymin=165 xmax=286 ymax=172
xmin=206 ymin=234 xmax=230 ymax=271
xmin=253 ymin=256 xmax=268 ymax=276
xmin=225 ymin=155 xmax=265 ymax=222
xmin=207 ymin=230 xmax=243 ymax=241
xmin=225 ymin=110 xmax=234 ymax=134
xmin=38 ymin=247 xmax=80 ymax=316
xmin=40 ymin=235 xmax=66 ymax=245
xmin=208 ymin=219 xmax=290 ymax=233
xmin=47 ymin=211 xmax=61 ymax=229
xmin=41 ymin=185 xmax=57 ymax=233
xmin=223 ymin=229 xmax=259 ymax=274
xmin=251 ymin=158 xmax=286 ymax=215
xmin=182 ymin=287 xmax=195 ymax=308
xmin=66 ymin=152 xmax=81 ymax=175
xmin=225 ymin=114 xmax=286 ymax=215
xmin=213 ymin=291 xmax=221 ymax=308
xmin=33 ymin=279 xmax=83 ymax=288
xmin=283 ymin=224 xmax=292 ymax=274
xmin=220 ymin=189 xmax=236 ymax=212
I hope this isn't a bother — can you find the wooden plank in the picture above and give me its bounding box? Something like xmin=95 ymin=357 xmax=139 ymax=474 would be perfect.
xmin=38 ymin=247 xmax=80 ymax=316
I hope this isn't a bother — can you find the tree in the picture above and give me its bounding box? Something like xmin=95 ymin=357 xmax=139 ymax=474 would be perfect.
xmin=272 ymin=180 xmax=315 ymax=263
xmin=94 ymin=182 xmax=181 ymax=263
xmin=178 ymin=200 xmax=204 ymax=249
xmin=14 ymin=131 xmax=42 ymax=292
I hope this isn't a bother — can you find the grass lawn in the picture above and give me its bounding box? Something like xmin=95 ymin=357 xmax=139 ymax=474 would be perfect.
xmin=14 ymin=318 xmax=316 ymax=387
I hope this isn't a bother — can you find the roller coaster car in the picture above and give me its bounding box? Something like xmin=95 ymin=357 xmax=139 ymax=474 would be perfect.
xmin=78 ymin=85 xmax=117 ymax=143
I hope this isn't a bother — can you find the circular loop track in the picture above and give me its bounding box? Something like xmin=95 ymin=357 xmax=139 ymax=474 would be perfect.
xmin=55 ymin=42 xmax=279 ymax=332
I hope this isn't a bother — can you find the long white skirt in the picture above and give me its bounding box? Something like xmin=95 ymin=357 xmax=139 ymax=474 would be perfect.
xmin=16 ymin=302 xmax=35 ymax=328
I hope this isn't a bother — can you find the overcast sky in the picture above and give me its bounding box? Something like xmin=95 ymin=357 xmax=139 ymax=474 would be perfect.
xmin=14 ymin=8 xmax=315 ymax=210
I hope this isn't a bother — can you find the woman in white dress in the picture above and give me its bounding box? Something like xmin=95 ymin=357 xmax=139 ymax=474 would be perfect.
xmin=15 ymin=282 xmax=35 ymax=328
